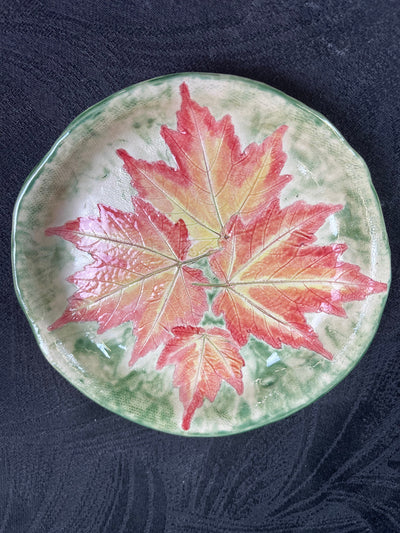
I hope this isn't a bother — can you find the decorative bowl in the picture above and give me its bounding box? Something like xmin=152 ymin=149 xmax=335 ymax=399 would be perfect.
xmin=12 ymin=73 xmax=390 ymax=436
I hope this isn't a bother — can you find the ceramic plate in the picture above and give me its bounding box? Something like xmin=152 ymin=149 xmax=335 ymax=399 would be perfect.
xmin=12 ymin=73 xmax=390 ymax=436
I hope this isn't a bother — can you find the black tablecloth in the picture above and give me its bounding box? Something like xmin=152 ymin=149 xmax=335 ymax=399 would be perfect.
xmin=2 ymin=2 xmax=399 ymax=531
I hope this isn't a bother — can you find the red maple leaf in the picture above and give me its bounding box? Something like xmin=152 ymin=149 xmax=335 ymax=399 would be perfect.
xmin=46 ymin=82 xmax=388 ymax=429
xmin=46 ymin=197 xmax=209 ymax=364
xmin=210 ymin=199 xmax=387 ymax=359
xmin=157 ymin=326 xmax=244 ymax=430
xmin=117 ymin=83 xmax=290 ymax=256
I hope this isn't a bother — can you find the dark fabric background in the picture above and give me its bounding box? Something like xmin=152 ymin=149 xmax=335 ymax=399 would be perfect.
xmin=1 ymin=1 xmax=399 ymax=532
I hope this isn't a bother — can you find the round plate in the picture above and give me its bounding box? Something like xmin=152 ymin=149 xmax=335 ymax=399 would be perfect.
xmin=12 ymin=73 xmax=390 ymax=436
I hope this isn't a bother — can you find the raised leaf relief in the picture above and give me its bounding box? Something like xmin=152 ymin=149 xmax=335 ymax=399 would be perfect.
xmin=46 ymin=83 xmax=387 ymax=429
xmin=117 ymin=83 xmax=290 ymax=256
xmin=46 ymin=197 xmax=209 ymax=365
xmin=157 ymin=326 xmax=244 ymax=430
xmin=209 ymin=200 xmax=386 ymax=360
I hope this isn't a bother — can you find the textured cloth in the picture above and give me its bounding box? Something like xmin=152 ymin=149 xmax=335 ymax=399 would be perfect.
xmin=1 ymin=1 xmax=399 ymax=532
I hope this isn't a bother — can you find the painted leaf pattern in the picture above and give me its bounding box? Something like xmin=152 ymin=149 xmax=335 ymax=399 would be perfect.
xmin=46 ymin=197 xmax=208 ymax=365
xmin=210 ymin=200 xmax=387 ymax=360
xmin=117 ymin=83 xmax=290 ymax=256
xmin=157 ymin=326 xmax=244 ymax=431
xmin=47 ymin=82 xmax=387 ymax=429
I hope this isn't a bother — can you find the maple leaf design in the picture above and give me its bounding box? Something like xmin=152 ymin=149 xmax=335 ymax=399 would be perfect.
xmin=46 ymin=81 xmax=388 ymax=430
xmin=117 ymin=83 xmax=290 ymax=256
xmin=157 ymin=326 xmax=244 ymax=430
xmin=209 ymin=200 xmax=388 ymax=359
xmin=46 ymin=197 xmax=209 ymax=364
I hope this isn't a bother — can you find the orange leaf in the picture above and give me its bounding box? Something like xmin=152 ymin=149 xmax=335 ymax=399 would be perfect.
xmin=46 ymin=198 xmax=209 ymax=364
xmin=45 ymin=83 xmax=388 ymax=430
xmin=157 ymin=326 xmax=244 ymax=430
xmin=210 ymin=200 xmax=387 ymax=359
xmin=117 ymin=83 xmax=290 ymax=255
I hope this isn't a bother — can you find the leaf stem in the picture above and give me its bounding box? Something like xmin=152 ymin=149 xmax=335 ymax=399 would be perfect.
xmin=181 ymin=249 xmax=216 ymax=265
xmin=192 ymin=282 xmax=228 ymax=288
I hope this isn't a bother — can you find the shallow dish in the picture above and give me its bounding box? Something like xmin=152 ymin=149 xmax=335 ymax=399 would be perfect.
xmin=12 ymin=73 xmax=390 ymax=436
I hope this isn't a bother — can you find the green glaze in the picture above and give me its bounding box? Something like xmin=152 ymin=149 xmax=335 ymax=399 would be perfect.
xmin=12 ymin=73 xmax=390 ymax=436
